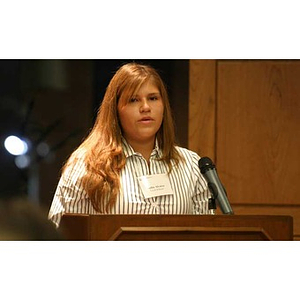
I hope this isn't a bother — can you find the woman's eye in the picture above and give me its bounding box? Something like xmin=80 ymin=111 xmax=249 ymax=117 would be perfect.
xmin=149 ymin=96 xmax=158 ymax=101
xmin=129 ymin=98 xmax=138 ymax=103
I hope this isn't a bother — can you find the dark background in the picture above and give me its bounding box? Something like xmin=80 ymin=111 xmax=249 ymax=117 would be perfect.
xmin=0 ymin=59 xmax=189 ymax=210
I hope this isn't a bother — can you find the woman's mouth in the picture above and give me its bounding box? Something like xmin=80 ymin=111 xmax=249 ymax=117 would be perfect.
xmin=138 ymin=117 xmax=154 ymax=123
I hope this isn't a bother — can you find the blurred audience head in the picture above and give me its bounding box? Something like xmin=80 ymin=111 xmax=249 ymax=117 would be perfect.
xmin=0 ymin=197 xmax=63 ymax=240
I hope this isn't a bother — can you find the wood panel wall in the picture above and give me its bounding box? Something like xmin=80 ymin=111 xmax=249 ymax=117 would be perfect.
xmin=189 ymin=60 xmax=216 ymax=160
xmin=189 ymin=59 xmax=300 ymax=240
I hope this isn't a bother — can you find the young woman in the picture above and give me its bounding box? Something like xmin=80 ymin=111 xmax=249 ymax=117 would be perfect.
xmin=48 ymin=62 xmax=212 ymax=227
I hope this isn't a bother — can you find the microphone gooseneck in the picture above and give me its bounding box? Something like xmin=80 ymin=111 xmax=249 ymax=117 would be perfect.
xmin=199 ymin=157 xmax=234 ymax=215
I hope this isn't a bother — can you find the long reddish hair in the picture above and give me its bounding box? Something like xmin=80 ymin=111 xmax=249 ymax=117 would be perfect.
xmin=64 ymin=62 xmax=182 ymax=212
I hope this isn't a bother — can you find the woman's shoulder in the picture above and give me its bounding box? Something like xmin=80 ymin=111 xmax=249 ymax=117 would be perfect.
xmin=62 ymin=149 xmax=87 ymax=175
xmin=175 ymin=145 xmax=200 ymax=160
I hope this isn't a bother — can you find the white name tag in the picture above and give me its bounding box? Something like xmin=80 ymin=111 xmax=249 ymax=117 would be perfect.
xmin=137 ymin=173 xmax=173 ymax=199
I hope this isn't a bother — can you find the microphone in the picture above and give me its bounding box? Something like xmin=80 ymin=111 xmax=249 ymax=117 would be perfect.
xmin=198 ymin=157 xmax=234 ymax=215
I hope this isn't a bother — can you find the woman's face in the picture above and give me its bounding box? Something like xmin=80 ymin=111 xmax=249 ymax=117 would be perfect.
xmin=117 ymin=79 xmax=164 ymax=146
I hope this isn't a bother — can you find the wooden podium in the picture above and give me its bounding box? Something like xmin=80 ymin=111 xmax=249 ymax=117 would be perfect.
xmin=60 ymin=214 xmax=293 ymax=241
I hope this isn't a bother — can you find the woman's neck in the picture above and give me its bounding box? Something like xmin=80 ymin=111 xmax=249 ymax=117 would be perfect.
xmin=127 ymin=138 xmax=155 ymax=162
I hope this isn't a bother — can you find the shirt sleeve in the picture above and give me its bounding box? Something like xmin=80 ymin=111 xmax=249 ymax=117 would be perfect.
xmin=48 ymin=158 xmax=90 ymax=227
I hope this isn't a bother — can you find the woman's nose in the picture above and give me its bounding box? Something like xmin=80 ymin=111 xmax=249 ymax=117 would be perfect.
xmin=140 ymin=99 xmax=150 ymax=112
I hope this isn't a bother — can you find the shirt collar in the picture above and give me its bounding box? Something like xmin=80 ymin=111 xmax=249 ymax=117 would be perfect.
xmin=121 ymin=137 xmax=162 ymax=159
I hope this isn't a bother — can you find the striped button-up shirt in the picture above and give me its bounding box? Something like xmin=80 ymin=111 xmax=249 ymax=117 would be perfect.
xmin=48 ymin=139 xmax=212 ymax=227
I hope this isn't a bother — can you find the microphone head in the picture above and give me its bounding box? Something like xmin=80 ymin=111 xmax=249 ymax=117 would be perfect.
xmin=198 ymin=156 xmax=215 ymax=174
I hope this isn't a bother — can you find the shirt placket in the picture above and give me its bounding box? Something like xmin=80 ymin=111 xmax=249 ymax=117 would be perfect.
xmin=132 ymin=154 xmax=153 ymax=213
xmin=148 ymin=154 xmax=160 ymax=214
